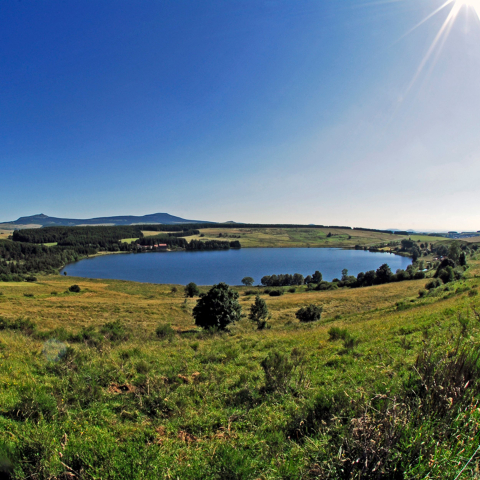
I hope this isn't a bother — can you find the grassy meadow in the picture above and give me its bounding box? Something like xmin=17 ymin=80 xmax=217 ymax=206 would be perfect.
xmin=186 ymin=227 xmax=407 ymax=248
xmin=1 ymin=254 xmax=480 ymax=478
xmin=0 ymin=229 xmax=12 ymax=241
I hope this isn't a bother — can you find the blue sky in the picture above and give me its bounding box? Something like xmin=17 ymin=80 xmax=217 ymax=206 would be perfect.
xmin=1 ymin=0 xmax=479 ymax=230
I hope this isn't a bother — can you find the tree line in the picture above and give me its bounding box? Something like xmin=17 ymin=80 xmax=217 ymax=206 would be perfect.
xmin=1 ymin=226 xmax=242 ymax=281
xmin=137 ymin=236 xmax=240 ymax=250
xmin=12 ymin=226 xmax=143 ymax=246
xmin=0 ymin=240 xmax=92 ymax=282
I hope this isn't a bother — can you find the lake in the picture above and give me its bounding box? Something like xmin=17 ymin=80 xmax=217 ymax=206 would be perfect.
xmin=60 ymin=248 xmax=411 ymax=285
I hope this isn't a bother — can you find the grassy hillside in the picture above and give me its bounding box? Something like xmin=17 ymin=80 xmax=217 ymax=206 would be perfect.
xmin=187 ymin=227 xmax=407 ymax=248
xmin=1 ymin=257 xmax=480 ymax=478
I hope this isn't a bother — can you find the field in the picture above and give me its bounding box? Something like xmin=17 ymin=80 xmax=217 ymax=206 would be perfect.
xmin=187 ymin=227 xmax=408 ymax=248
xmin=1 ymin=254 xmax=480 ymax=478
xmin=0 ymin=229 xmax=12 ymax=241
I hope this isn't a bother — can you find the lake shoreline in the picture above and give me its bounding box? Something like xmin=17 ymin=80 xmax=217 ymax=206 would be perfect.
xmin=59 ymin=247 xmax=413 ymax=286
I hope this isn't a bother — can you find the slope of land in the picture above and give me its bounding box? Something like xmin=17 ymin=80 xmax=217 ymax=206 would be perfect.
xmin=187 ymin=226 xmax=446 ymax=248
xmin=0 ymin=256 xmax=479 ymax=479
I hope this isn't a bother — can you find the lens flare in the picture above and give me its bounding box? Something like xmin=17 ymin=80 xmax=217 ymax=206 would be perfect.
xmin=404 ymin=0 xmax=480 ymax=93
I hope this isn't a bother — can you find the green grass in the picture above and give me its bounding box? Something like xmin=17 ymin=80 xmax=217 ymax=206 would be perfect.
xmin=186 ymin=227 xmax=414 ymax=248
xmin=1 ymin=261 xmax=480 ymax=478
xmin=120 ymin=237 xmax=140 ymax=244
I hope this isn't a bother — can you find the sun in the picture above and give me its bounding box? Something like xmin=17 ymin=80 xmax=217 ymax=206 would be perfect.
xmin=403 ymin=0 xmax=480 ymax=93
xmin=458 ymin=0 xmax=480 ymax=17
xmin=461 ymin=0 xmax=480 ymax=7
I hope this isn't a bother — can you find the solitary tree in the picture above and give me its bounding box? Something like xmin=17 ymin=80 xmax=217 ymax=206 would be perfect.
xmin=184 ymin=282 xmax=200 ymax=298
xmin=192 ymin=282 xmax=242 ymax=330
xmin=241 ymin=276 xmax=254 ymax=287
xmin=249 ymin=295 xmax=269 ymax=324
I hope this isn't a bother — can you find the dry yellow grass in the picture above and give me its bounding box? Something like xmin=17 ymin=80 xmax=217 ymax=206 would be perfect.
xmin=0 ymin=273 xmax=435 ymax=334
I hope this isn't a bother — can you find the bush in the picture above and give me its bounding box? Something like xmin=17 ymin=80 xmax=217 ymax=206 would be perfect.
xmin=192 ymin=282 xmax=242 ymax=330
xmin=343 ymin=332 xmax=360 ymax=350
xmin=101 ymin=320 xmax=128 ymax=342
xmin=249 ymin=295 xmax=269 ymax=324
xmin=288 ymin=287 xmax=296 ymax=293
xmin=328 ymin=326 xmax=348 ymax=341
xmin=269 ymin=289 xmax=284 ymax=297
xmin=25 ymin=275 xmax=37 ymax=282
xmin=315 ymin=282 xmax=338 ymax=291
xmin=296 ymin=304 xmax=323 ymax=322
xmin=184 ymin=282 xmax=200 ymax=298
xmin=69 ymin=284 xmax=81 ymax=293
xmin=260 ymin=349 xmax=305 ymax=394
xmin=0 ymin=317 xmax=36 ymax=335
xmin=425 ymin=278 xmax=442 ymax=290
xmin=438 ymin=266 xmax=455 ymax=284
xmin=156 ymin=323 xmax=175 ymax=339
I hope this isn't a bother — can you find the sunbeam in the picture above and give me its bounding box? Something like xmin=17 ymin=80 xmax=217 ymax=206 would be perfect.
xmin=405 ymin=0 xmax=480 ymax=93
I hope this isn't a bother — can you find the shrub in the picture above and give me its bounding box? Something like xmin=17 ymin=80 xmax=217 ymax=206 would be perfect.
xmin=425 ymin=278 xmax=442 ymax=290
xmin=288 ymin=287 xmax=296 ymax=293
xmin=25 ymin=275 xmax=37 ymax=282
xmin=192 ymin=282 xmax=242 ymax=330
xmin=0 ymin=317 xmax=36 ymax=335
xmin=243 ymin=289 xmax=256 ymax=296
xmin=69 ymin=284 xmax=81 ymax=293
xmin=184 ymin=282 xmax=199 ymax=298
xmin=249 ymin=295 xmax=269 ymax=324
xmin=343 ymin=332 xmax=360 ymax=350
xmin=328 ymin=326 xmax=348 ymax=341
xmin=269 ymin=289 xmax=284 ymax=297
xmin=156 ymin=323 xmax=175 ymax=339
xmin=101 ymin=320 xmax=128 ymax=342
xmin=261 ymin=349 xmax=305 ymax=394
xmin=71 ymin=325 xmax=103 ymax=346
xmin=295 ymin=304 xmax=323 ymax=322
xmin=170 ymin=286 xmax=177 ymax=294
xmin=437 ymin=266 xmax=455 ymax=284
xmin=414 ymin=271 xmax=426 ymax=279
xmin=315 ymin=282 xmax=338 ymax=291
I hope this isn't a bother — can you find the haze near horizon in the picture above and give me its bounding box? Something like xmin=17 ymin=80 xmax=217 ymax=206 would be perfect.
xmin=1 ymin=0 xmax=479 ymax=231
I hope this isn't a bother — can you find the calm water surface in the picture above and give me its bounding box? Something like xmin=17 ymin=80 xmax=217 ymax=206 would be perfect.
xmin=60 ymin=248 xmax=411 ymax=285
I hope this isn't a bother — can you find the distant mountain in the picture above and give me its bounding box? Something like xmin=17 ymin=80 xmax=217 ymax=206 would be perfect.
xmin=0 ymin=213 xmax=212 ymax=228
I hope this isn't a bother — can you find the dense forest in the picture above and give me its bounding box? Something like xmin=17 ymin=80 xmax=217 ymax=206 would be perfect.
xmin=0 ymin=226 xmax=241 ymax=281
xmin=12 ymin=226 xmax=144 ymax=246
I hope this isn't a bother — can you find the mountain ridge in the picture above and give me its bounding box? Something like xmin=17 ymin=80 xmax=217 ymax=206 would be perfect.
xmin=0 ymin=213 xmax=211 ymax=228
